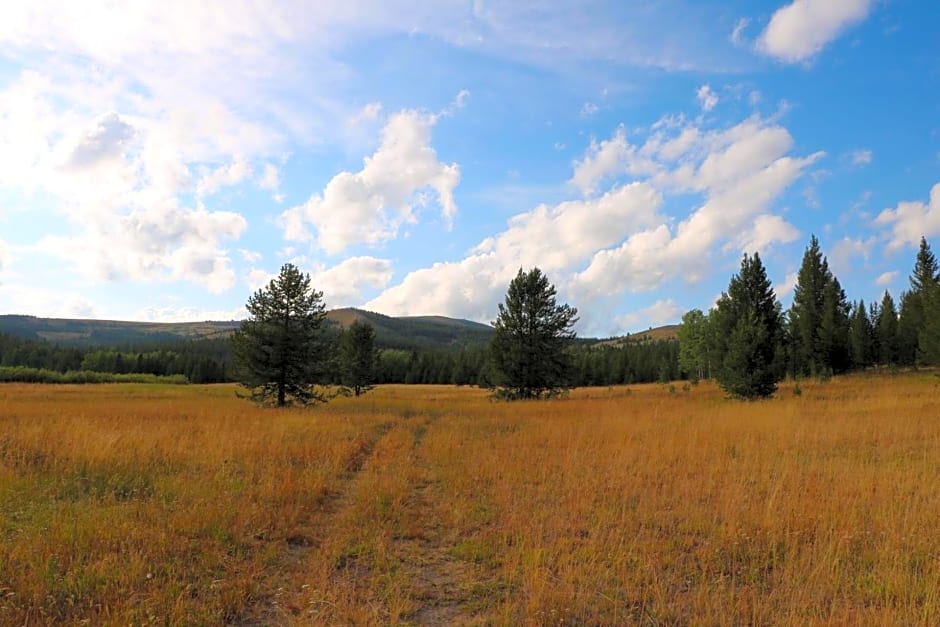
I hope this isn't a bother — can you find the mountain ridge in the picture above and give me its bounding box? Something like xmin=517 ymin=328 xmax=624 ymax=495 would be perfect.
xmin=0 ymin=310 xmax=678 ymax=350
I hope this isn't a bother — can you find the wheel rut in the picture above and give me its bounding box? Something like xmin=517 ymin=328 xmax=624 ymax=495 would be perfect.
xmin=230 ymin=419 xmax=396 ymax=626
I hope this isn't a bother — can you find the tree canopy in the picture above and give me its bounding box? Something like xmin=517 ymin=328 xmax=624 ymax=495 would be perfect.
xmin=489 ymin=268 xmax=578 ymax=399
xmin=338 ymin=320 xmax=377 ymax=397
xmin=710 ymin=253 xmax=784 ymax=399
xmin=231 ymin=263 xmax=330 ymax=406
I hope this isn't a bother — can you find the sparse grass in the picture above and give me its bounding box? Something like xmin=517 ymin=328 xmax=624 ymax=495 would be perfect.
xmin=2 ymin=375 xmax=940 ymax=624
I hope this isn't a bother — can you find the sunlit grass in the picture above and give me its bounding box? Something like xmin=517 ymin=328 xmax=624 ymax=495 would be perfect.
xmin=2 ymin=375 xmax=940 ymax=624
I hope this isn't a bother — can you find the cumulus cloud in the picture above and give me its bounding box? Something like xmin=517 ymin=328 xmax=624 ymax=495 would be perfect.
xmin=281 ymin=108 xmax=460 ymax=255
xmin=850 ymin=149 xmax=872 ymax=166
xmin=758 ymin=0 xmax=872 ymax=63
xmin=569 ymin=126 xmax=633 ymax=195
xmin=875 ymin=183 xmax=940 ymax=252
xmin=696 ymin=85 xmax=718 ymax=112
xmin=775 ymin=271 xmax=799 ymax=300
xmin=197 ymin=158 xmax=252 ymax=197
xmin=829 ymin=236 xmax=871 ymax=276
xmin=312 ymin=256 xmax=394 ymax=307
xmin=614 ymin=299 xmax=682 ymax=334
xmin=875 ymin=271 xmax=898 ymax=286
xmin=366 ymin=183 xmax=662 ymax=320
xmin=0 ymin=283 xmax=101 ymax=319
xmin=38 ymin=204 xmax=247 ymax=293
xmin=62 ymin=112 xmax=136 ymax=170
xmin=369 ymin=109 xmax=820 ymax=327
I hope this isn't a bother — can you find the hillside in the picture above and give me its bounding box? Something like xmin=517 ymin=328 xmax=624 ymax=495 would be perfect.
xmin=0 ymin=309 xmax=495 ymax=351
xmin=594 ymin=324 xmax=680 ymax=347
xmin=0 ymin=312 xmax=679 ymax=352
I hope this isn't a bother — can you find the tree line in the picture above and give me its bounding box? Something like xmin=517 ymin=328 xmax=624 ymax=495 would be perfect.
xmin=0 ymin=334 xmax=231 ymax=383
xmin=678 ymin=235 xmax=940 ymax=398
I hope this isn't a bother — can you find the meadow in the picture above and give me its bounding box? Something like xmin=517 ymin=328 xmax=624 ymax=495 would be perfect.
xmin=1 ymin=375 xmax=940 ymax=625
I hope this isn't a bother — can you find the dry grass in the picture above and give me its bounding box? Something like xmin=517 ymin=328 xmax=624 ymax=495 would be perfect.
xmin=2 ymin=375 xmax=940 ymax=624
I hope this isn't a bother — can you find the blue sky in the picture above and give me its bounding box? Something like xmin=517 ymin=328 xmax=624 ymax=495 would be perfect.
xmin=0 ymin=0 xmax=937 ymax=336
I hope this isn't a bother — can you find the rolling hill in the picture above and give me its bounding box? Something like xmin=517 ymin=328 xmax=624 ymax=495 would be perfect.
xmin=0 ymin=311 xmax=678 ymax=351
xmin=0 ymin=309 xmax=495 ymax=351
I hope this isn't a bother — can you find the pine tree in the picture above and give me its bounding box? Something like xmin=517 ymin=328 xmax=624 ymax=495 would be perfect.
xmin=920 ymin=284 xmax=940 ymax=365
xmin=876 ymin=291 xmax=899 ymax=365
xmin=910 ymin=237 xmax=940 ymax=365
xmin=490 ymin=268 xmax=578 ymax=399
xmin=818 ymin=276 xmax=852 ymax=374
xmin=711 ymin=253 xmax=783 ymax=399
xmin=338 ymin=320 xmax=377 ymax=397
xmin=848 ymin=300 xmax=873 ymax=368
xmin=790 ymin=236 xmax=828 ymax=376
xmin=789 ymin=235 xmax=851 ymax=377
xmin=231 ymin=263 xmax=330 ymax=406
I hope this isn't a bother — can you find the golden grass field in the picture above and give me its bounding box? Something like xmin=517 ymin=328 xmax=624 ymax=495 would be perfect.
xmin=2 ymin=374 xmax=940 ymax=625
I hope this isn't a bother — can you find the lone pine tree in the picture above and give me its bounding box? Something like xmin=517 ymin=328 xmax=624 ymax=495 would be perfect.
xmin=711 ymin=252 xmax=784 ymax=399
xmin=231 ymin=263 xmax=330 ymax=406
xmin=490 ymin=267 xmax=579 ymax=400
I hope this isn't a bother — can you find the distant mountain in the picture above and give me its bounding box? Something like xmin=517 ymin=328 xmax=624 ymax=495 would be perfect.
xmin=593 ymin=324 xmax=680 ymax=347
xmin=324 ymin=308 xmax=494 ymax=349
xmin=0 ymin=309 xmax=495 ymax=351
xmin=0 ymin=311 xmax=678 ymax=352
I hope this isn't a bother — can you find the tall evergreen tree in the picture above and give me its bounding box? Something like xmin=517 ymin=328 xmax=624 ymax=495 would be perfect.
xmin=848 ymin=300 xmax=873 ymax=368
xmin=907 ymin=238 xmax=940 ymax=365
xmin=876 ymin=290 xmax=899 ymax=365
xmin=789 ymin=236 xmax=828 ymax=376
xmin=818 ymin=276 xmax=852 ymax=374
xmin=788 ymin=235 xmax=850 ymax=376
xmin=920 ymin=284 xmax=940 ymax=365
xmin=338 ymin=320 xmax=377 ymax=397
xmin=231 ymin=263 xmax=330 ymax=406
xmin=711 ymin=253 xmax=784 ymax=399
xmin=490 ymin=268 xmax=578 ymax=399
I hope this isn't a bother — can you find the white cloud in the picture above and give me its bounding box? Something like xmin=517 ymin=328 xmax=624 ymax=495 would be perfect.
xmin=875 ymin=271 xmax=898 ymax=286
xmin=370 ymin=110 xmax=820 ymax=327
xmin=238 ymin=249 xmax=262 ymax=263
xmin=366 ymin=182 xmax=662 ymax=321
xmin=829 ymin=236 xmax=871 ymax=276
xmin=197 ymin=158 xmax=252 ymax=197
xmin=134 ymin=305 xmax=248 ymax=323
xmin=850 ymin=149 xmax=873 ymax=166
xmin=875 ymin=183 xmax=940 ymax=252
xmin=37 ymin=204 xmax=247 ymax=293
xmin=734 ymin=214 xmax=801 ymax=253
xmin=775 ymin=271 xmax=799 ymax=300
xmin=569 ymin=115 xmax=819 ymax=295
xmin=61 ymin=112 xmax=136 ymax=171
xmin=614 ymin=299 xmax=682 ymax=334
xmin=580 ymin=102 xmax=599 ymax=117
xmin=758 ymin=0 xmax=873 ymax=64
xmin=0 ymin=283 xmax=101 ymax=319
xmin=696 ymin=84 xmax=719 ymax=112
xmin=569 ymin=126 xmax=633 ymax=195
xmin=730 ymin=18 xmax=750 ymax=46
xmin=312 ymin=256 xmax=394 ymax=307
xmin=352 ymin=102 xmax=383 ymax=124
xmin=281 ymin=108 xmax=460 ymax=255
